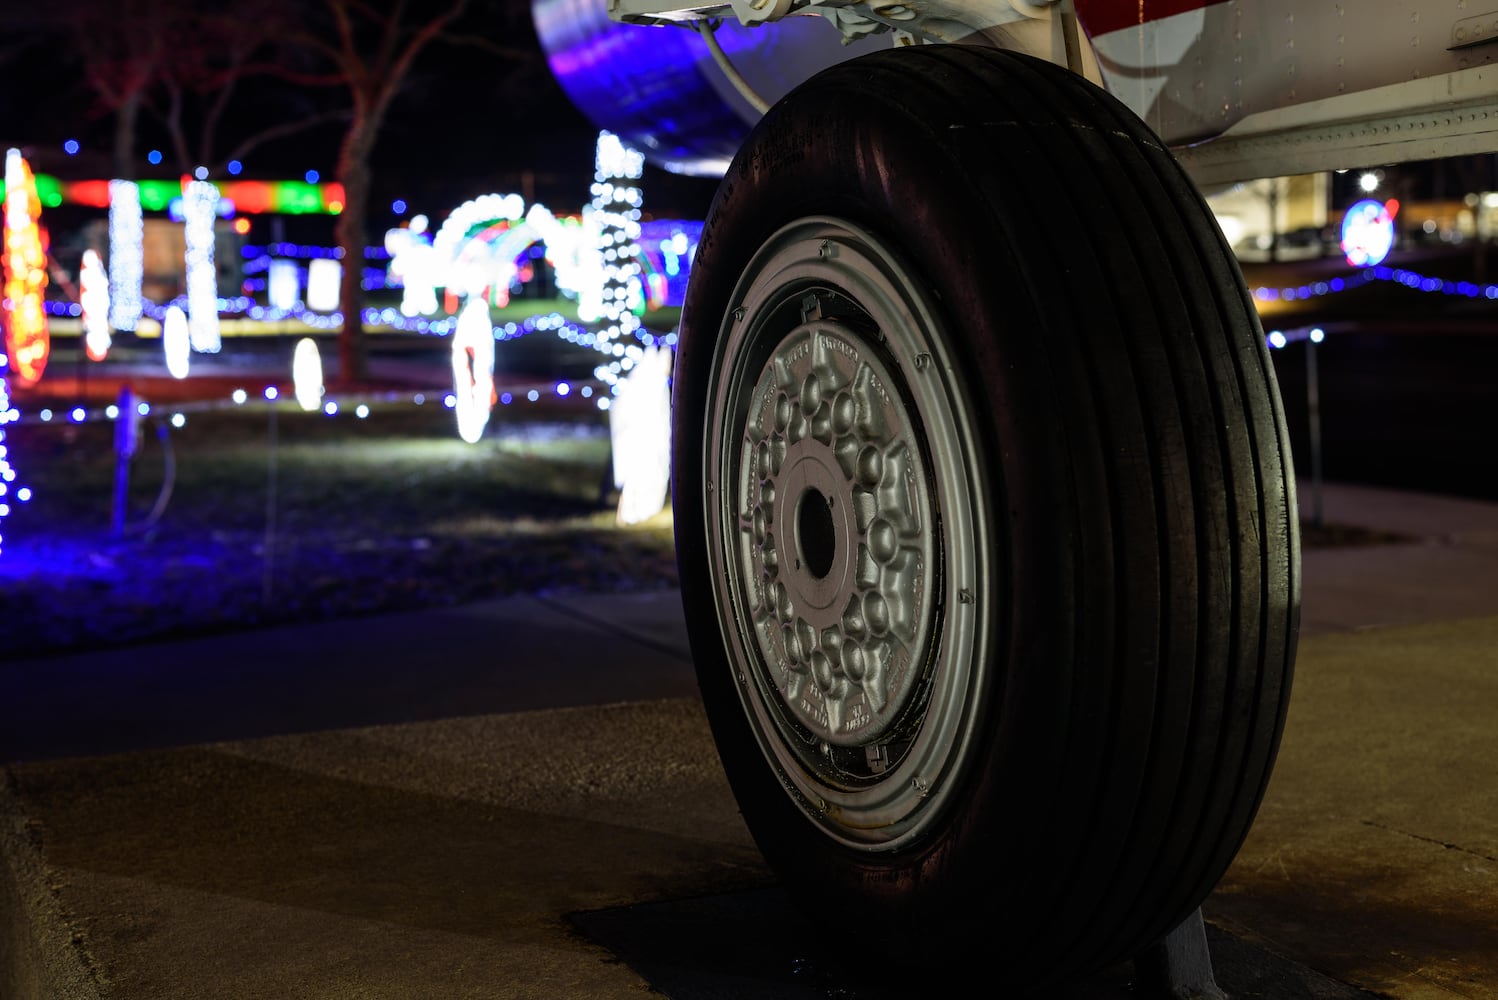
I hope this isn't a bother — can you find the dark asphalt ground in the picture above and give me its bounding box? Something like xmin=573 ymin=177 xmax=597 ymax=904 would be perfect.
xmin=4 ymin=309 xmax=1497 ymax=997
xmin=4 ymin=481 xmax=1497 ymax=999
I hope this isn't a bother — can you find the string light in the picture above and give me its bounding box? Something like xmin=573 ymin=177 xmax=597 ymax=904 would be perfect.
xmin=451 ymin=298 xmax=495 ymax=444
xmin=162 ymin=305 xmax=191 ymax=379
xmin=637 ymin=220 xmax=701 ymax=310
xmin=0 ymin=173 xmax=346 ymax=215
xmin=306 ymin=257 xmax=340 ymax=312
xmin=590 ymin=131 xmax=645 ymax=362
xmin=267 ymin=259 xmax=300 ymax=310
xmin=292 ymin=337 xmax=324 ymax=411
xmin=384 ymin=216 xmax=439 ymax=316
xmin=183 ymin=178 xmax=222 ymax=352
xmin=0 ymin=345 xmax=26 ymax=556
xmin=1249 ymin=265 xmax=1498 ymax=303
xmin=80 ymin=249 xmax=111 ymax=360
xmin=609 ymin=344 xmax=673 ymax=524
xmin=431 ymin=193 xmax=531 ymax=306
xmin=108 ymin=180 xmax=143 ymax=332
xmin=3 ymin=149 xmax=50 ymax=386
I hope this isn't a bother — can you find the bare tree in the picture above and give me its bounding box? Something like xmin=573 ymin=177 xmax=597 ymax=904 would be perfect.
xmin=262 ymin=0 xmax=448 ymax=382
xmin=61 ymin=0 xmax=343 ymax=180
xmin=275 ymin=0 xmax=543 ymax=382
xmin=62 ymin=0 xmax=169 ymax=178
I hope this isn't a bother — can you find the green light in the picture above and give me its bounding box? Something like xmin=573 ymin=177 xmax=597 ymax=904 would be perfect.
xmin=32 ymin=174 xmax=63 ymax=207
xmin=273 ymin=181 xmax=324 ymax=214
xmin=137 ymin=180 xmax=178 ymax=212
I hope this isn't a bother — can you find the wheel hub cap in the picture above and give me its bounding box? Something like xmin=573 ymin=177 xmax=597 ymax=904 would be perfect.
xmin=739 ymin=319 xmax=935 ymax=746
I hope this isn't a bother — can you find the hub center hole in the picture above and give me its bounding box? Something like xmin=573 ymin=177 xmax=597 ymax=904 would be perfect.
xmin=796 ymin=488 xmax=837 ymax=580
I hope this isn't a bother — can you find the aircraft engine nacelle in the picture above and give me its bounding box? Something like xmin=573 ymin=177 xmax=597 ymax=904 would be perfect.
xmin=531 ymin=0 xmax=889 ymax=176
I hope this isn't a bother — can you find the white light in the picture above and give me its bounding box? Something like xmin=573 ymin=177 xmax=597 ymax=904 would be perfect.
xmin=609 ymin=345 xmax=673 ymax=524
xmin=1359 ymin=172 xmax=1379 ymax=193
xmin=268 ymin=259 xmax=300 ymax=311
xmin=183 ymin=179 xmax=222 ymax=352
xmin=105 ymin=404 xmax=119 ymax=419
xmin=443 ymin=393 xmax=456 ymax=408
xmin=292 ymin=337 xmax=324 ymax=411
xmin=16 ymin=487 xmax=30 ymax=501
xmin=1268 ymin=330 xmax=1287 ymax=349
xmin=163 ymin=305 xmax=191 ymax=378
xmin=80 ymin=249 xmax=111 ymax=360
xmin=1310 ymin=327 xmax=1326 ymax=343
xmin=451 ymin=298 xmax=495 ymax=444
xmin=232 ymin=388 xmax=248 ymax=404
xmin=556 ymin=381 xmax=571 ymax=397
xmin=264 ymin=386 xmax=279 ymax=401
xmin=108 ymin=180 xmax=143 ymax=332
xmin=71 ymin=407 xmax=86 ymax=422
xmin=171 ymin=413 xmax=186 ymax=428
xmin=385 ymin=217 xmax=440 ymax=317
xmin=306 ymin=258 xmax=341 ymax=312
xmin=137 ymin=402 xmax=150 ymax=416
xmin=355 ymin=404 xmax=369 ymax=419
xmin=527 ymin=389 xmax=539 ymax=402
xmin=323 ymin=400 xmax=338 ymax=416
xmin=1340 ymin=199 xmax=1396 ymax=267
xmin=39 ymin=409 xmax=52 ymax=421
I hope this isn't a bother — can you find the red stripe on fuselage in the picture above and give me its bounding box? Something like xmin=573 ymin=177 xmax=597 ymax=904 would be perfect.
xmin=1072 ymin=0 xmax=1228 ymax=39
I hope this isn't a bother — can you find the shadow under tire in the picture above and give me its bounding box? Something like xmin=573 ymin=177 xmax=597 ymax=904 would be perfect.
xmin=670 ymin=44 xmax=1299 ymax=985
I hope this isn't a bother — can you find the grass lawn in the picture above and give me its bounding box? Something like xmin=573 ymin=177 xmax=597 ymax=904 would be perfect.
xmin=0 ymin=396 xmax=678 ymax=659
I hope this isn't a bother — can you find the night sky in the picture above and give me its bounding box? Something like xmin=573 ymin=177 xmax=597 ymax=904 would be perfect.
xmin=0 ymin=0 xmax=720 ymax=235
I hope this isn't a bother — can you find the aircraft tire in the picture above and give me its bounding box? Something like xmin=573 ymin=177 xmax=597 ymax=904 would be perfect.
xmin=670 ymin=44 xmax=1299 ymax=985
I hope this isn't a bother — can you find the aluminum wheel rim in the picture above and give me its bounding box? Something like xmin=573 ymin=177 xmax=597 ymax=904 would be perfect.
xmin=704 ymin=217 xmax=992 ymax=851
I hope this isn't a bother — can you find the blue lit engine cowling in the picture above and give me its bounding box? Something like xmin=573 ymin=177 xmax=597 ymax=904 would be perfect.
xmin=532 ymin=0 xmax=887 ymax=176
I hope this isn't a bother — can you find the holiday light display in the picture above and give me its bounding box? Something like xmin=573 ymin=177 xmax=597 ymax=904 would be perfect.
xmin=108 ymin=180 xmax=144 ymax=333
xmin=3 ymin=149 xmax=50 ymax=386
xmin=590 ymin=131 xmax=645 ymax=360
xmin=80 ymin=249 xmax=111 ymax=360
xmin=183 ymin=179 xmax=222 ymax=352
xmin=267 ymin=259 xmax=300 ymax=311
xmin=451 ymin=298 xmax=496 ymax=444
xmin=432 ymin=194 xmax=528 ymax=305
xmin=0 ymin=174 xmax=346 ymax=215
xmin=292 ymin=338 xmax=324 ymax=411
xmin=306 ymin=257 xmax=341 ymax=313
xmin=384 ymin=216 xmax=440 ymax=316
xmin=1341 ymin=198 xmax=1398 ymax=267
xmin=162 ymin=305 xmax=191 ymax=379
xmin=0 ymin=347 xmax=26 ymax=556
xmin=610 ymin=344 xmax=672 ymax=524
xmin=637 ymin=220 xmax=701 ymax=310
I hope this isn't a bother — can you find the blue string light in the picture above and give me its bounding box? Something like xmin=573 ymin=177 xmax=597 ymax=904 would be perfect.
xmin=1250 ymin=265 xmax=1498 ymax=302
xmin=10 ymin=379 xmax=601 ymax=430
xmin=0 ymin=349 xmax=29 ymax=555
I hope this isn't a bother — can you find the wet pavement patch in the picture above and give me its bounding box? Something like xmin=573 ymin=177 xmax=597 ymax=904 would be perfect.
xmin=571 ymin=889 xmax=1384 ymax=999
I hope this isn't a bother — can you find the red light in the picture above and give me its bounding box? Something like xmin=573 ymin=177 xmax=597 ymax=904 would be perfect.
xmin=67 ymin=180 xmax=112 ymax=208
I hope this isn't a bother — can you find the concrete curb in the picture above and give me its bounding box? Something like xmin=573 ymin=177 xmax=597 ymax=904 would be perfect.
xmin=0 ymin=769 xmax=105 ymax=1000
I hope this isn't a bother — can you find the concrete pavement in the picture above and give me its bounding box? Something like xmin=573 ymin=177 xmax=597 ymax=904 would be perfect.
xmin=3 ymin=481 xmax=1497 ymax=998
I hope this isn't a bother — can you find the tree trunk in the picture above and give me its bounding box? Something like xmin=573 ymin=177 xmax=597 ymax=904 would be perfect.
xmin=113 ymin=91 xmax=140 ymax=180
xmin=335 ymin=124 xmax=375 ymax=383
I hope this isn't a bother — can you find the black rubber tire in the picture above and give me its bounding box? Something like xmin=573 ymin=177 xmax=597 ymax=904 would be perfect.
xmin=672 ymin=45 xmax=1299 ymax=986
